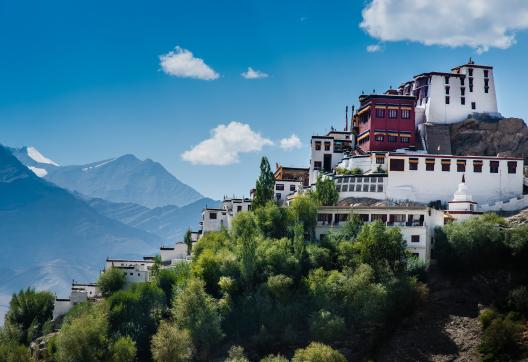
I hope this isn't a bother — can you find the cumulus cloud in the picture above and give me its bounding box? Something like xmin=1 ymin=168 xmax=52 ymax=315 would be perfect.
xmin=241 ymin=67 xmax=269 ymax=80
xmin=160 ymin=46 xmax=219 ymax=80
xmin=279 ymin=134 xmax=302 ymax=150
xmin=360 ymin=0 xmax=528 ymax=53
xmin=366 ymin=44 xmax=382 ymax=53
xmin=182 ymin=122 xmax=273 ymax=166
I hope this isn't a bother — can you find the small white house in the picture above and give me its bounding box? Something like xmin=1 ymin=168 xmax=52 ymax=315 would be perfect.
xmin=309 ymin=130 xmax=354 ymax=184
xmin=315 ymin=199 xmax=445 ymax=262
xmin=200 ymin=197 xmax=252 ymax=235
xmin=53 ymin=282 xmax=102 ymax=320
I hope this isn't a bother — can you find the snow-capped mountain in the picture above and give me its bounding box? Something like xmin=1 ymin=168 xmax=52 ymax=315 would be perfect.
xmin=11 ymin=149 xmax=204 ymax=208
xmin=0 ymin=145 xmax=161 ymax=302
xmin=8 ymin=146 xmax=59 ymax=177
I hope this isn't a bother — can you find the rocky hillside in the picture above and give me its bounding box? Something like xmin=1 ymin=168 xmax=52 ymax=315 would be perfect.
xmin=450 ymin=117 xmax=528 ymax=162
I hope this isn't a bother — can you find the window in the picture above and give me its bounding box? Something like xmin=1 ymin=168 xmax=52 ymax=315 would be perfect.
xmin=290 ymin=184 xmax=296 ymax=191
xmin=445 ymin=86 xmax=450 ymax=95
xmin=376 ymin=108 xmax=385 ymax=118
xmin=276 ymin=193 xmax=282 ymax=200
xmin=375 ymin=135 xmax=384 ymax=142
xmin=388 ymin=136 xmax=397 ymax=142
xmin=237 ymin=205 xmax=242 ymax=212
xmin=324 ymin=142 xmax=331 ymax=151
xmin=337 ymin=178 xmax=342 ymax=184
xmin=445 ymin=96 xmax=450 ymax=104
xmin=468 ymin=68 xmax=473 ymax=76
xmin=412 ymin=253 xmax=420 ymax=258
xmin=461 ymin=87 xmax=465 ymax=96
xmin=461 ymin=97 xmax=465 ymax=105
xmin=508 ymin=161 xmax=517 ymax=174
xmin=484 ymin=69 xmax=489 ymax=78
xmin=471 ymin=102 xmax=476 ymax=110
xmin=457 ymin=160 xmax=466 ymax=172
xmin=444 ymin=76 xmax=449 ymax=84
xmin=314 ymin=141 xmax=321 ymax=150
xmin=370 ymin=184 xmax=376 ymax=192
xmin=314 ymin=161 xmax=322 ymax=170
xmin=425 ymin=159 xmax=435 ymax=171
xmin=210 ymin=212 xmax=217 ymax=220
xmin=355 ymin=184 xmax=361 ymax=192
xmin=276 ymin=183 xmax=284 ymax=191
xmin=401 ymin=109 xmax=411 ymax=119
xmin=376 ymin=156 xmax=385 ymax=164
xmin=473 ymin=160 xmax=483 ymax=173
xmin=388 ymin=109 xmax=398 ymax=118
xmin=335 ymin=185 xmax=341 ymax=192
xmin=441 ymin=159 xmax=451 ymax=171
xmin=389 ymin=159 xmax=405 ymax=171
xmin=484 ymin=79 xmax=489 ymax=87
xmin=485 ymin=87 xmax=489 ymax=93
xmin=461 ymin=78 xmax=465 ymax=86
xmin=400 ymin=136 xmax=410 ymax=143
xmin=411 ymin=235 xmax=420 ymax=243
xmin=490 ymin=161 xmax=499 ymax=173
xmin=377 ymin=184 xmax=384 ymax=192
xmin=341 ymin=184 xmax=348 ymax=192
xmin=362 ymin=184 xmax=369 ymax=192
xmin=409 ymin=158 xmax=418 ymax=170
xmin=469 ymin=85 xmax=473 ymax=92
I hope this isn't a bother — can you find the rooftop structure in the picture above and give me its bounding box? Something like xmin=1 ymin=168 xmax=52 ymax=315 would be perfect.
xmin=309 ymin=129 xmax=354 ymax=184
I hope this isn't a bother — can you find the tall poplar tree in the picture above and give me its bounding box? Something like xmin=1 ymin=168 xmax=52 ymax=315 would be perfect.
xmin=253 ymin=156 xmax=275 ymax=208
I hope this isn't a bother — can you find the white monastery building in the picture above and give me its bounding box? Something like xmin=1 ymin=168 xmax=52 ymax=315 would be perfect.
xmin=398 ymin=59 xmax=500 ymax=125
xmin=201 ymin=197 xmax=252 ymax=235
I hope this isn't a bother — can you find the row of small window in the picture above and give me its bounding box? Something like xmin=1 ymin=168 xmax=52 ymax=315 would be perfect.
xmin=444 ymin=68 xmax=489 ymax=84
xmin=445 ymin=97 xmax=477 ymax=108
xmin=336 ymin=183 xmax=384 ymax=193
xmin=336 ymin=176 xmax=384 ymax=184
xmin=276 ymin=183 xmax=297 ymax=191
xmin=389 ymin=158 xmax=518 ymax=174
xmin=314 ymin=141 xmax=331 ymax=151
xmin=374 ymin=109 xmax=411 ymax=119
xmin=358 ymin=135 xmax=410 ymax=145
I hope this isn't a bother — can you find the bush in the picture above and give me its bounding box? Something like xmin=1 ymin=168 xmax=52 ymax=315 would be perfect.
xmin=292 ymin=342 xmax=346 ymax=362
xmin=156 ymin=263 xmax=192 ymax=306
xmin=507 ymin=286 xmax=528 ymax=316
xmin=479 ymin=314 xmax=522 ymax=361
xmin=109 ymin=336 xmax=137 ymax=362
xmin=225 ymin=345 xmax=249 ymax=362
xmin=151 ymin=322 xmax=194 ymax=362
xmin=56 ymin=303 xmax=108 ymax=362
xmin=0 ymin=342 xmax=31 ymax=362
xmin=97 ymin=268 xmax=126 ymax=297
xmin=309 ymin=309 xmax=346 ymax=343
xmin=406 ymin=255 xmax=427 ymax=282
xmin=479 ymin=308 xmax=497 ymax=330
xmin=254 ymin=201 xmax=291 ymax=239
xmin=260 ymin=355 xmax=289 ymax=362
xmin=4 ymin=288 xmax=54 ymax=345
xmin=266 ymin=274 xmax=294 ymax=301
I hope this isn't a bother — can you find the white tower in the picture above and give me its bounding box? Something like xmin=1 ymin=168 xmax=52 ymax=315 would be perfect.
xmin=447 ymin=174 xmax=481 ymax=221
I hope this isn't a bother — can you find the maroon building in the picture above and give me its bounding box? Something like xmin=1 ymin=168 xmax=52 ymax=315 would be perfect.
xmin=353 ymin=93 xmax=416 ymax=152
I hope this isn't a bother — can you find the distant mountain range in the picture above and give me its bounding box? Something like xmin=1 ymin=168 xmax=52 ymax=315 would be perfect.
xmin=10 ymin=147 xmax=203 ymax=208
xmin=0 ymin=145 xmax=162 ymax=303
xmin=1 ymin=145 xmax=216 ymax=314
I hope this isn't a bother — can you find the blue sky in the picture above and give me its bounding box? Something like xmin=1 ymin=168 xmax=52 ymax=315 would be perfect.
xmin=2 ymin=0 xmax=528 ymax=199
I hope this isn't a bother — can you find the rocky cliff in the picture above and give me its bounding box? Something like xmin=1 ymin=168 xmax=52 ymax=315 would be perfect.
xmin=450 ymin=117 xmax=528 ymax=162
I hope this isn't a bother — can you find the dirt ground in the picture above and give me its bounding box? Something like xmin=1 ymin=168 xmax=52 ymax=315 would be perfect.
xmin=373 ymin=267 xmax=503 ymax=362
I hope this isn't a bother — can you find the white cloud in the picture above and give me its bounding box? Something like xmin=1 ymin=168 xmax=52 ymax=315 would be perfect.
xmin=182 ymin=122 xmax=273 ymax=166
xmin=241 ymin=67 xmax=269 ymax=80
xmin=360 ymin=0 xmax=528 ymax=53
xmin=366 ymin=44 xmax=382 ymax=53
xmin=160 ymin=46 xmax=219 ymax=80
xmin=279 ymin=134 xmax=302 ymax=150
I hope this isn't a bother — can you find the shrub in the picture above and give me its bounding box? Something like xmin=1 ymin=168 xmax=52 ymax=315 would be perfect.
xmin=97 ymin=268 xmax=126 ymax=297
xmin=309 ymin=309 xmax=346 ymax=343
xmin=508 ymin=286 xmax=528 ymax=316
xmin=479 ymin=308 xmax=497 ymax=330
xmin=406 ymin=256 xmax=427 ymax=282
xmin=225 ymin=345 xmax=249 ymax=362
xmin=260 ymin=355 xmax=289 ymax=362
xmin=0 ymin=341 xmax=31 ymax=362
xmin=156 ymin=262 xmax=192 ymax=305
xmin=254 ymin=201 xmax=291 ymax=239
xmin=109 ymin=336 xmax=137 ymax=362
xmin=292 ymin=342 xmax=346 ymax=362
xmin=479 ymin=314 xmax=522 ymax=361
xmin=151 ymin=322 xmax=194 ymax=362
xmin=267 ymin=274 xmax=294 ymax=301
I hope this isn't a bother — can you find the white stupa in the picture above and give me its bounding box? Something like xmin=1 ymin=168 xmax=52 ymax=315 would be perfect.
xmin=446 ymin=174 xmax=481 ymax=221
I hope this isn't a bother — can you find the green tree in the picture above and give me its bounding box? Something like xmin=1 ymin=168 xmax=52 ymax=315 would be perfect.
xmin=289 ymin=195 xmax=318 ymax=240
xmin=253 ymin=157 xmax=275 ymax=209
xmin=292 ymin=342 xmax=346 ymax=362
xmin=151 ymin=321 xmax=194 ymax=362
xmin=231 ymin=212 xmax=259 ymax=289
xmin=4 ymin=288 xmax=54 ymax=345
xmin=260 ymin=355 xmax=289 ymax=362
xmin=184 ymin=229 xmax=193 ymax=256
xmin=56 ymin=303 xmax=108 ymax=362
xmin=480 ymin=313 xmax=522 ymax=362
xmin=109 ymin=336 xmax=137 ymax=362
xmin=225 ymin=345 xmax=249 ymax=362
xmin=156 ymin=262 xmax=192 ymax=306
xmin=254 ymin=201 xmax=291 ymax=239
xmin=97 ymin=267 xmax=126 ymax=297
xmin=0 ymin=342 xmax=31 ymax=362
xmin=356 ymin=221 xmax=408 ymax=278
xmin=309 ymin=309 xmax=346 ymax=343
xmin=313 ymin=175 xmax=339 ymax=206
xmin=171 ymin=279 xmax=223 ymax=360
xmin=107 ymin=283 xmax=165 ymax=359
